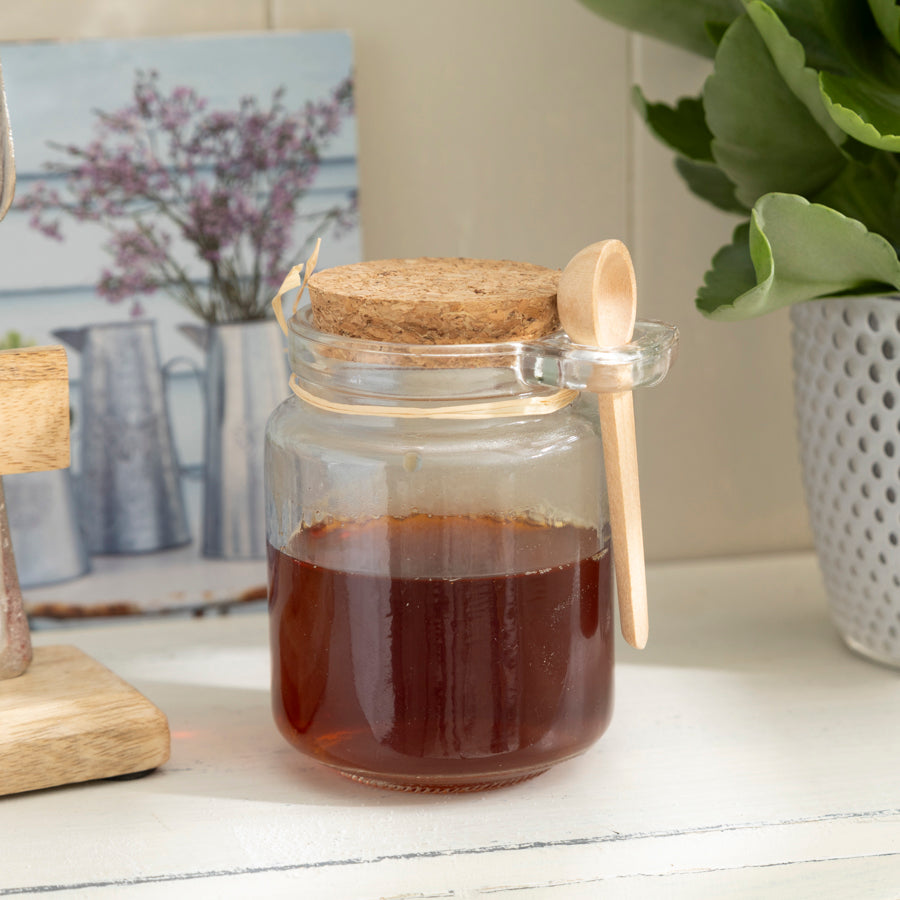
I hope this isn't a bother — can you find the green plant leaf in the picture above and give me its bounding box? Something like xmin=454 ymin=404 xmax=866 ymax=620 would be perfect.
xmin=745 ymin=1 xmax=846 ymax=145
xmin=576 ymin=0 xmax=744 ymax=58
xmin=632 ymin=88 xmax=714 ymax=161
xmin=0 ymin=330 xmax=34 ymax=350
xmin=705 ymin=21 xmax=731 ymax=46
xmin=760 ymin=0 xmax=900 ymax=150
xmin=819 ymin=72 xmax=900 ymax=150
xmin=697 ymin=193 xmax=900 ymax=320
xmin=869 ymin=0 xmax=900 ymax=55
xmin=704 ymin=13 xmax=846 ymax=207
xmin=675 ymin=157 xmax=748 ymax=213
xmin=812 ymin=153 xmax=900 ymax=244
xmin=695 ymin=222 xmax=757 ymax=314
xmin=762 ymin=0 xmax=858 ymax=72
xmin=630 ymin=87 xmax=747 ymax=213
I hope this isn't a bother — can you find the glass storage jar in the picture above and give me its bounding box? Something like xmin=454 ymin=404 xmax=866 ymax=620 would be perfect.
xmin=265 ymin=258 xmax=676 ymax=792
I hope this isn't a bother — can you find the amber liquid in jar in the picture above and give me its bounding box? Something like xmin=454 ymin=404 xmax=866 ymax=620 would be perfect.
xmin=268 ymin=514 xmax=614 ymax=792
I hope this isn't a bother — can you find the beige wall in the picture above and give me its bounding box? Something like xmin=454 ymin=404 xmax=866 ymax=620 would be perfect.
xmin=3 ymin=0 xmax=812 ymax=561
xmin=631 ymin=38 xmax=811 ymax=560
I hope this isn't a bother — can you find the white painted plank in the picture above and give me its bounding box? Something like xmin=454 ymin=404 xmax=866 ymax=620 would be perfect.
xmin=10 ymin=818 xmax=898 ymax=898
xmin=3 ymin=553 xmax=898 ymax=897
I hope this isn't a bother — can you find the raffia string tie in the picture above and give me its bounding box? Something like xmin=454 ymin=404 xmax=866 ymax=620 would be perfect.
xmin=288 ymin=374 xmax=577 ymax=419
xmin=272 ymin=238 xmax=322 ymax=338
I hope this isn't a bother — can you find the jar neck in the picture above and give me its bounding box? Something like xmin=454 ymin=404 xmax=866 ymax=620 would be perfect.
xmin=286 ymin=305 xmax=681 ymax=408
xmin=288 ymin=307 xmax=559 ymax=408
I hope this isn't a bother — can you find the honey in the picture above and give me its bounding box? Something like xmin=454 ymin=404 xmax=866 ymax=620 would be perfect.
xmin=268 ymin=513 xmax=614 ymax=792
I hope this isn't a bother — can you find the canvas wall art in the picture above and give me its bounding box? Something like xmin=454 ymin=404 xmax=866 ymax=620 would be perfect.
xmin=0 ymin=31 xmax=361 ymax=620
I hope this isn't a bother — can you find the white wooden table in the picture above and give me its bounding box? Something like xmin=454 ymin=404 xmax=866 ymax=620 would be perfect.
xmin=2 ymin=552 xmax=899 ymax=898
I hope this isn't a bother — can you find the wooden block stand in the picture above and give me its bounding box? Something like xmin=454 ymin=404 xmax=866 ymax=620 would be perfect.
xmin=0 ymin=645 xmax=170 ymax=796
xmin=0 ymin=98 xmax=171 ymax=797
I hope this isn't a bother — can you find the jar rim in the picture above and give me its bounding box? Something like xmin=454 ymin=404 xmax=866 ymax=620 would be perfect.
xmin=289 ymin=304 xmax=678 ymax=378
xmin=289 ymin=304 xmax=541 ymax=365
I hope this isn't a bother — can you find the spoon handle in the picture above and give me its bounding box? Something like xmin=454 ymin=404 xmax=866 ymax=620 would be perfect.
xmin=597 ymin=389 xmax=647 ymax=649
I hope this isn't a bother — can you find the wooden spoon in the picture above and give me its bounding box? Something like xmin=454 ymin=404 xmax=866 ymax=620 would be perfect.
xmin=557 ymin=240 xmax=647 ymax=649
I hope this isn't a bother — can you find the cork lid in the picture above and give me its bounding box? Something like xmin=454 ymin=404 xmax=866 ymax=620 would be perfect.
xmin=307 ymin=257 xmax=560 ymax=344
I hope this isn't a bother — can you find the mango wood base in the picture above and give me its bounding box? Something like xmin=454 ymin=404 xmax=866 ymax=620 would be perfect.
xmin=0 ymin=645 xmax=170 ymax=796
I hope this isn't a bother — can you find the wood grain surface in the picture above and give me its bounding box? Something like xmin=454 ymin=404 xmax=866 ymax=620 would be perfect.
xmin=0 ymin=644 xmax=170 ymax=796
xmin=0 ymin=345 xmax=70 ymax=475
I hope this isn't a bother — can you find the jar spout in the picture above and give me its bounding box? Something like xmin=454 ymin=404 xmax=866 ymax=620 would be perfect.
xmin=519 ymin=320 xmax=678 ymax=394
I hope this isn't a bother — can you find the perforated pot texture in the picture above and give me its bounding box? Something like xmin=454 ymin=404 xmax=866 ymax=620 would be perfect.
xmin=791 ymin=296 xmax=900 ymax=667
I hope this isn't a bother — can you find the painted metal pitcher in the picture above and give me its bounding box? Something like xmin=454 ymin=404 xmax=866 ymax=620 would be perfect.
xmin=3 ymin=469 xmax=89 ymax=586
xmin=53 ymin=321 xmax=190 ymax=554
xmin=181 ymin=319 xmax=289 ymax=559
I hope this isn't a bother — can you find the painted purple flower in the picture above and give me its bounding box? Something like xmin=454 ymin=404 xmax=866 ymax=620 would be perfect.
xmin=18 ymin=70 xmax=357 ymax=322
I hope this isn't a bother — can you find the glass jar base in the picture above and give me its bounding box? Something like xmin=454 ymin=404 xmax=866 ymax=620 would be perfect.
xmin=337 ymin=768 xmax=550 ymax=794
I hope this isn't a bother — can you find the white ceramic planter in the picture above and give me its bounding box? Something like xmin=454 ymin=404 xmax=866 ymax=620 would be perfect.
xmin=791 ymin=296 xmax=900 ymax=666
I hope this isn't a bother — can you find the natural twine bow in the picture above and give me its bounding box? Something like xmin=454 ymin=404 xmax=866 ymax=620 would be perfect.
xmin=272 ymin=238 xmax=321 ymax=337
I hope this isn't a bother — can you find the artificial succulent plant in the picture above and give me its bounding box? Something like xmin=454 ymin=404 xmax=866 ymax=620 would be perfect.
xmin=579 ymin=0 xmax=900 ymax=319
